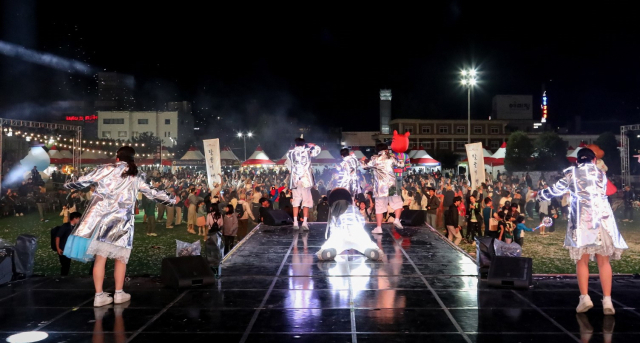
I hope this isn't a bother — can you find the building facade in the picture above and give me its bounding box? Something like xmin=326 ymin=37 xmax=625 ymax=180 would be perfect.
xmin=372 ymin=119 xmax=510 ymax=154
xmin=97 ymin=109 xmax=194 ymax=147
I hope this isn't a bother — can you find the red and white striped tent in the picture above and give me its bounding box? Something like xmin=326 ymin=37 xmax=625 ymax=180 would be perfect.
xmin=220 ymin=146 xmax=241 ymax=166
xmin=80 ymin=150 xmax=101 ymax=164
xmin=351 ymin=146 xmax=366 ymax=160
xmin=461 ymin=146 xmax=494 ymax=164
xmin=408 ymin=146 xmax=425 ymax=158
xmin=59 ymin=149 xmax=73 ymax=161
xmin=48 ymin=145 xmax=66 ymax=164
xmin=276 ymin=152 xmax=288 ymax=165
xmin=312 ymin=149 xmax=338 ymax=165
xmin=490 ymin=142 xmax=507 ymax=166
xmin=566 ymin=145 xmax=575 ymax=156
xmin=180 ymin=146 xmax=205 ymax=160
xmin=567 ymin=142 xmax=587 ymax=163
xmin=410 ymin=150 xmax=440 ymax=167
xmin=242 ymin=146 xmax=274 ymax=166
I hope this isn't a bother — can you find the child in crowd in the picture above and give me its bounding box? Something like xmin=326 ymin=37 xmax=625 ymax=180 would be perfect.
xmin=502 ymin=213 xmax=514 ymax=244
xmin=514 ymin=215 xmax=538 ymax=247
xmin=196 ymin=200 xmax=207 ymax=236
xmin=60 ymin=205 xmax=70 ymax=223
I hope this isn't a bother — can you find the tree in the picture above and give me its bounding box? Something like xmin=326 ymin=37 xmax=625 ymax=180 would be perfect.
xmin=534 ymin=131 xmax=570 ymax=171
xmin=504 ymin=131 xmax=533 ymax=171
xmin=595 ymin=132 xmax=620 ymax=175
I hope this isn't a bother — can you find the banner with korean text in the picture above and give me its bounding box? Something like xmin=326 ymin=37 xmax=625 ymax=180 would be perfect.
xmin=465 ymin=142 xmax=486 ymax=191
xmin=203 ymin=139 xmax=222 ymax=189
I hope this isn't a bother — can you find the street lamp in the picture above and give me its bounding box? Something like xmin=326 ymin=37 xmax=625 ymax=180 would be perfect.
xmin=460 ymin=68 xmax=478 ymax=144
xmin=237 ymin=131 xmax=253 ymax=161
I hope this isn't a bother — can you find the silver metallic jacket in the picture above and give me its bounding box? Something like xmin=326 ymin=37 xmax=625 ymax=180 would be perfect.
xmin=286 ymin=145 xmax=321 ymax=189
xmin=337 ymin=153 xmax=361 ymax=195
xmin=539 ymin=163 xmax=627 ymax=250
xmin=361 ymin=150 xmax=404 ymax=198
xmin=65 ymin=162 xmax=175 ymax=250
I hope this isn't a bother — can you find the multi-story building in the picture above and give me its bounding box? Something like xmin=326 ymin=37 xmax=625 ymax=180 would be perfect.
xmin=97 ymin=107 xmax=194 ymax=147
xmin=372 ymin=118 xmax=510 ymax=154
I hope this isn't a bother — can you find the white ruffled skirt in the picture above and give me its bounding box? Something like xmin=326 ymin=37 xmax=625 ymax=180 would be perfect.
xmin=567 ymin=229 xmax=624 ymax=263
xmin=86 ymin=240 xmax=132 ymax=264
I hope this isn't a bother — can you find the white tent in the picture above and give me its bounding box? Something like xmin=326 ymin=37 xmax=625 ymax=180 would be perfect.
xmin=59 ymin=149 xmax=73 ymax=159
xmin=276 ymin=152 xmax=288 ymax=165
xmin=181 ymin=146 xmax=205 ymax=160
xmin=351 ymin=147 xmax=366 ymax=160
xmin=242 ymin=146 xmax=274 ymax=166
xmin=48 ymin=145 xmax=65 ymax=164
xmin=491 ymin=142 xmax=507 ymax=161
xmin=410 ymin=150 xmax=440 ymax=166
xmin=313 ymin=149 xmax=338 ymax=164
xmin=220 ymin=146 xmax=241 ymax=166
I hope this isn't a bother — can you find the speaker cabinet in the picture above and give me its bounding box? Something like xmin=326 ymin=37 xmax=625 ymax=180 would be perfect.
xmin=264 ymin=210 xmax=293 ymax=226
xmin=399 ymin=210 xmax=425 ymax=226
xmin=161 ymin=256 xmax=216 ymax=289
xmin=487 ymin=256 xmax=532 ymax=289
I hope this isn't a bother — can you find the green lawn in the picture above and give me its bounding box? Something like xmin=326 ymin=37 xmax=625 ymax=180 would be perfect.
xmin=0 ymin=211 xmax=221 ymax=277
xmin=458 ymin=214 xmax=640 ymax=274
xmin=1 ymin=209 xmax=638 ymax=276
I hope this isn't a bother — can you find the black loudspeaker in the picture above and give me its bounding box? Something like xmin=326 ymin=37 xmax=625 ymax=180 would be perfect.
xmin=476 ymin=237 xmax=496 ymax=280
xmin=0 ymin=248 xmax=14 ymax=285
xmin=264 ymin=210 xmax=293 ymax=226
xmin=487 ymin=256 xmax=533 ymax=289
xmin=399 ymin=210 xmax=425 ymax=226
xmin=161 ymin=256 xmax=216 ymax=289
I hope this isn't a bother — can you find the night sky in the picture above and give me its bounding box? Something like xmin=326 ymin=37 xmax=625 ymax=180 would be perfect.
xmin=1 ymin=1 xmax=640 ymax=135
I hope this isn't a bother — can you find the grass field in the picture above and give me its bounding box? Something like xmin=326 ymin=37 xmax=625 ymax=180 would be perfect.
xmin=0 ymin=209 xmax=638 ymax=276
xmin=458 ymin=214 xmax=640 ymax=275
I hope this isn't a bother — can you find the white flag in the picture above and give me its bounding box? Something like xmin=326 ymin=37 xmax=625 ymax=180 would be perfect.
xmin=465 ymin=142 xmax=486 ymax=191
xmin=203 ymin=139 xmax=222 ymax=189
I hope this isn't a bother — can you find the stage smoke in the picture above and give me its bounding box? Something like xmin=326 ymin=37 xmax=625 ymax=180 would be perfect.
xmin=0 ymin=40 xmax=96 ymax=75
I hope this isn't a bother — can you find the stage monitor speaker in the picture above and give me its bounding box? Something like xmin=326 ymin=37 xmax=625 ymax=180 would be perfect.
xmin=264 ymin=210 xmax=293 ymax=226
xmin=399 ymin=210 xmax=425 ymax=226
xmin=0 ymin=247 xmax=15 ymax=286
xmin=487 ymin=256 xmax=532 ymax=289
xmin=161 ymin=256 xmax=216 ymax=289
xmin=476 ymin=237 xmax=496 ymax=280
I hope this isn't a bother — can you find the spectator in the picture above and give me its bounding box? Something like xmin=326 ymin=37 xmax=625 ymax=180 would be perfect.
xmin=482 ymin=197 xmax=494 ymax=237
xmin=466 ymin=194 xmax=482 ymax=244
xmin=196 ymin=200 xmax=207 ymax=236
xmin=425 ymin=187 xmax=439 ymax=229
xmin=141 ymin=192 xmax=157 ymax=237
xmin=514 ymin=215 xmax=537 ymax=247
xmin=55 ymin=212 xmax=82 ymax=276
xmin=236 ymin=193 xmax=255 ymax=240
xmin=222 ymin=204 xmax=238 ymax=254
xmin=259 ymin=197 xmax=271 ymax=223
xmin=445 ymin=196 xmax=462 ymax=245
xmin=623 ymin=185 xmax=635 ymax=222
xmin=35 ymin=191 xmax=47 ymax=222
xmin=165 ymin=187 xmax=176 ymax=229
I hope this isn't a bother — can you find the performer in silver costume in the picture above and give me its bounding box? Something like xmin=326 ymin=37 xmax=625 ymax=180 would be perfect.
xmin=64 ymin=146 xmax=175 ymax=307
xmin=361 ymin=142 xmax=405 ymax=234
xmin=538 ymin=148 xmax=627 ymax=315
xmin=336 ymin=148 xmax=361 ymax=199
xmin=316 ymin=188 xmax=383 ymax=261
xmin=285 ymin=137 xmax=321 ymax=229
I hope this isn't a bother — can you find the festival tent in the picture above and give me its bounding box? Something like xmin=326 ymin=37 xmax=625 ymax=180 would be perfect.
xmin=242 ymin=145 xmax=274 ymax=166
xmin=180 ymin=146 xmax=205 ymax=160
xmin=312 ymin=149 xmax=338 ymax=165
xmin=59 ymin=149 xmax=73 ymax=160
xmin=408 ymin=146 xmax=425 ymax=158
xmin=567 ymin=142 xmax=587 ymax=163
xmin=461 ymin=146 xmax=494 ymax=164
xmin=351 ymin=146 xmax=366 ymax=160
xmin=47 ymin=145 xmax=66 ymax=164
xmin=80 ymin=150 xmax=100 ymax=164
xmin=220 ymin=146 xmax=241 ymax=167
xmin=490 ymin=142 xmax=507 ymax=165
xmin=276 ymin=152 xmax=288 ymax=165
xmin=410 ymin=150 xmax=440 ymax=167
xmin=566 ymin=145 xmax=575 ymax=156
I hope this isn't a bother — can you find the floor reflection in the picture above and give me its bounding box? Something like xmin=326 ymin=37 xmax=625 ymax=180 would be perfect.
xmin=576 ymin=313 xmax=615 ymax=343
xmin=92 ymin=302 xmax=129 ymax=343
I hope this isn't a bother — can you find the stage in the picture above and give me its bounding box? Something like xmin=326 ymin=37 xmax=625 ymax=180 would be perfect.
xmin=1 ymin=223 xmax=640 ymax=342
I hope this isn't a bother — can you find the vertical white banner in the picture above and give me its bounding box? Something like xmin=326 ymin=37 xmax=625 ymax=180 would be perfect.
xmin=203 ymin=139 xmax=221 ymax=189
xmin=465 ymin=142 xmax=486 ymax=191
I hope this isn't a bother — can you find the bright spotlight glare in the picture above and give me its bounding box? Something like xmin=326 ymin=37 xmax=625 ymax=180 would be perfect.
xmin=469 ymin=69 xmax=477 ymax=76
xmin=469 ymin=78 xmax=477 ymax=86
xmin=461 ymin=79 xmax=468 ymax=85
xmin=461 ymin=70 xmax=467 ymax=76
xmin=247 ymin=132 xmax=253 ymax=137
xmin=237 ymin=132 xmax=242 ymax=137
xmin=6 ymin=332 xmax=49 ymax=343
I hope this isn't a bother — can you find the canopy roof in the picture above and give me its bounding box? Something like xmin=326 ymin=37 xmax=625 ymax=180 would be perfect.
xmin=181 ymin=146 xmax=205 ymax=160
xmin=410 ymin=150 xmax=440 ymax=166
xmin=242 ymin=145 xmax=274 ymax=166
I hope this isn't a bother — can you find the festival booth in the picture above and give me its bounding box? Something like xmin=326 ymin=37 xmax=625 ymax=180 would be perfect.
xmin=220 ymin=146 xmax=241 ymax=168
xmin=241 ymin=146 xmax=275 ymax=167
xmin=408 ymin=146 xmax=425 ymax=159
xmin=275 ymin=152 xmax=288 ymax=165
xmin=567 ymin=142 xmax=586 ymax=163
xmin=487 ymin=142 xmax=507 ymax=175
xmin=80 ymin=151 xmax=100 ymax=165
xmin=410 ymin=150 xmax=441 ymax=172
xmin=47 ymin=145 xmax=66 ymax=164
xmin=351 ymin=146 xmax=366 ymax=160
xmin=172 ymin=146 xmax=206 ymax=170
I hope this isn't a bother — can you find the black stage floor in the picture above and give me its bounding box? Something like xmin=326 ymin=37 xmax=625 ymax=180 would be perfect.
xmin=1 ymin=223 xmax=640 ymax=343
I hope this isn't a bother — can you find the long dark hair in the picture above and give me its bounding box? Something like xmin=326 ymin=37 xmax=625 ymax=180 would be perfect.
xmin=117 ymin=146 xmax=138 ymax=177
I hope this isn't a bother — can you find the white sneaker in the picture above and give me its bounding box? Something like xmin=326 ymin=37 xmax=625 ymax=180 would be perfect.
xmin=372 ymin=227 xmax=383 ymax=234
xmin=301 ymin=222 xmax=309 ymax=231
xmin=293 ymin=221 xmax=299 ymax=229
xmin=114 ymin=291 xmax=131 ymax=304
xmin=94 ymin=293 xmax=114 ymax=307
xmin=602 ymin=297 xmax=616 ymax=315
xmin=576 ymin=294 xmax=594 ymax=313
xmin=393 ymin=219 xmax=403 ymax=229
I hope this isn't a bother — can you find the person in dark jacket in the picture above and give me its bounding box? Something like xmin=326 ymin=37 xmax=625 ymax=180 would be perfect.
xmin=445 ymin=196 xmax=462 ymax=245
xmin=56 ymin=212 xmax=82 ymax=275
xmin=465 ymin=194 xmax=483 ymax=243
xmin=425 ymin=188 xmax=440 ymax=229
xmin=316 ymin=196 xmax=330 ymax=222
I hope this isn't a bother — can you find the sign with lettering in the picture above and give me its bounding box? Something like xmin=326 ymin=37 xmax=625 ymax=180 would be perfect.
xmin=65 ymin=115 xmax=98 ymax=123
xmin=203 ymin=139 xmax=222 ymax=189
xmin=465 ymin=142 xmax=486 ymax=191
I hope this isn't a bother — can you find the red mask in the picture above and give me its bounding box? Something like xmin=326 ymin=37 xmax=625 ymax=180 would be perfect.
xmin=390 ymin=130 xmax=410 ymax=153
